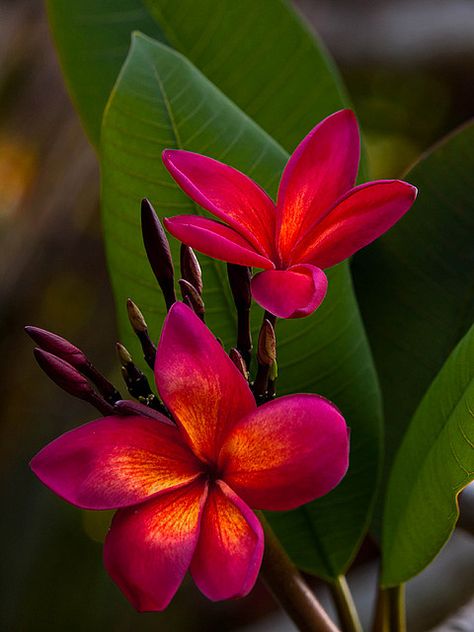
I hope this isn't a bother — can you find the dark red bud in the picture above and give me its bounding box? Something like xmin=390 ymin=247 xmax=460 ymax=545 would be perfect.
xmin=180 ymin=244 xmax=203 ymax=295
xmin=25 ymin=326 xmax=87 ymax=369
xmin=229 ymin=348 xmax=249 ymax=380
xmin=141 ymin=198 xmax=177 ymax=310
xmin=179 ymin=279 xmax=205 ymax=320
xmin=33 ymin=348 xmax=114 ymax=415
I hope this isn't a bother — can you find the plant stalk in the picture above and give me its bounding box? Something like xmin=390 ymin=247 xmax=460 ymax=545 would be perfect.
xmin=372 ymin=584 xmax=406 ymax=632
xmin=330 ymin=576 xmax=363 ymax=632
xmin=258 ymin=513 xmax=340 ymax=632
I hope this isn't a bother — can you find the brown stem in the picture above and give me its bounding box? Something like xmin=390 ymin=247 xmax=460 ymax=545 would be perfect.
xmin=329 ymin=576 xmax=363 ymax=632
xmin=258 ymin=513 xmax=340 ymax=632
xmin=226 ymin=264 xmax=252 ymax=367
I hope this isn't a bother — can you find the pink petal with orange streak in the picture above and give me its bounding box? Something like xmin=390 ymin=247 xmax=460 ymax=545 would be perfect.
xmin=164 ymin=215 xmax=274 ymax=270
xmin=219 ymin=394 xmax=349 ymax=511
xmin=163 ymin=150 xmax=276 ymax=257
xmin=276 ymin=110 xmax=360 ymax=263
xmin=155 ymin=303 xmax=256 ymax=463
xmin=104 ymin=481 xmax=208 ymax=612
xmin=293 ymin=180 xmax=418 ymax=268
xmin=250 ymin=264 xmax=327 ymax=318
xmin=30 ymin=415 xmax=201 ymax=510
xmin=191 ymin=480 xmax=263 ymax=600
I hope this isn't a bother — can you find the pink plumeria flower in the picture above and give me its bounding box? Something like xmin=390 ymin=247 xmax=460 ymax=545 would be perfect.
xmin=31 ymin=303 xmax=349 ymax=611
xmin=163 ymin=109 xmax=417 ymax=318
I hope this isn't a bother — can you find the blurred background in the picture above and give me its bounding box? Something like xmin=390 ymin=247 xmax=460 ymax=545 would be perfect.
xmin=0 ymin=0 xmax=473 ymax=630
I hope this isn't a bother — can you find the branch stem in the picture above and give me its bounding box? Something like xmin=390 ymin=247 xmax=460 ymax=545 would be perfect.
xmin=329 ymin=576 xmax=363 ymax=632
xmin=258 ymin=513 xmax=340 ymax=632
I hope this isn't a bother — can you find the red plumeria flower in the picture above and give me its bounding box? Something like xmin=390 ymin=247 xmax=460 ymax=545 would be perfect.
xmin=31 ymin=303 xmax=349 ymax=611
xmin=163 ymin=109 xmax=417 ymax=318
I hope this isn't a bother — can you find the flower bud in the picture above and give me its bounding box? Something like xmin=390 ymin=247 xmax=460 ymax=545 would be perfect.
xmin=141 ymin=198 xmax=177 ymax=310
xmin=26 ymin=326 xmax=121 ymax=404
xmin=229 ymin=348 xmax=249 ymax=381
xmin=33 ymin=348 xmax=114 ymax=415
xmin=257 ymin=319 xmax=276 ymax=366
xmin=25 ymin=326 xmax=87 ymax=369
xmin=126 ymin=299 xmax=157 ymax=369
xmin=126 ymin=299 xmax=147 ymax=333
xmin=179 ymin=279 xmax=205 ymax=321
xmin=180 ymin=244 xmax=203 ymax=295
xmin=114 ymin=399 xmax=174 ymax=425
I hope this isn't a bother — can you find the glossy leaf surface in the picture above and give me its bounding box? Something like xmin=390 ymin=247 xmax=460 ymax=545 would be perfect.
xmin=382 ymin=325 xmax=474 ymax=586
xmin=353 ymin=123 xmax=474 ymax=526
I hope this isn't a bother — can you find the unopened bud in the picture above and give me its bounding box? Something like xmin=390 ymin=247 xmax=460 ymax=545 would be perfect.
xmin=126 ymin=299 xmax=156 ymax=370
xmin=257 ymin=319 xmax=276 ymax=366
xmin=141 ymin=198 xmax=176 ymax=310
xmin=116 ymin=342 xmax=133 ymax=366
xmin=33 ymin=349 xmax=114 ymax=415
xmin=27 ymin=327 xmax=121 ymax=404
xmin=126 ymin=299 xmax=147 ymax=333
xmin=114 ymin=399 xmax=174 ymax=425
xmin=229 ymin=348 xmax=249 ymax=380
xmin=180 ymin=244 xmax=203 ymax=295
xmin=179 ymin=279 xmax=205 ymax=320
xmin=25 ymin=326 xmax=87 ymax=369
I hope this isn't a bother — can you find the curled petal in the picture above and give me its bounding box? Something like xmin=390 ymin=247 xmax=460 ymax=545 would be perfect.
xmin=163 ymin=150 xmax=276 ymax=256
xmin=276 ymin=110 xmax=360 ymax=263
xmin=191 ymin=480 xmax=263 ymax=600
xmin=104 ymin=481 xmax=208 ymax=612
xmin=164 ymin=215 xmax=274 ymax=270
xmin=250 ymin=264 xmax=327 ymax=318
xmin=294 ymin=180 xmax=418 ymax=268
xmin=155 ymin=302 xmax=256 ymax=462
xmin=219 ymin=394 xmax=349 ymax=511
xmin=30 ymin=416 xmax=201 ymax=510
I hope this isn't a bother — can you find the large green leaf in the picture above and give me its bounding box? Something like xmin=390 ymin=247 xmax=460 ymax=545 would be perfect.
xmin=101 ymin=33 xmax=382 ymax=580
xmin=144 ymin=0 xmax=347 ymax=152
xmin=382 ymin=324 xmax=474 ymax=586
xmin=47 ymin=0 xmax=346 ymax=152
xmin=47 ymin=0 xmax=165 ymax=144
xmin=352 ymin=122 xmax=474 ymax=521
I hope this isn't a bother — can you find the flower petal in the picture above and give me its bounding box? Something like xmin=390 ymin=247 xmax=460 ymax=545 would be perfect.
xmin=293 ymin=180 xmax=418 ymax=268
xmin=104 ymin=481 xmax=208 ymax=612
xmin=155 ymin=302 xmax=256 ymax=462
xmin=30 ymin=415 xmax=201 ymax=510
xmin=219 ymin=394 xmax=349 ymax=510
xmin=191 ymin=480 xmax=263 ymax=600
xmin=164 ymin=215 xmax=274 ymax=270
xmin=276 ymin=110 xmax=360 ymax=263
xmin=163 ymin=150 xmax=276 ymax=257
xmin=250 ymin=264 xmax=327 ymax=318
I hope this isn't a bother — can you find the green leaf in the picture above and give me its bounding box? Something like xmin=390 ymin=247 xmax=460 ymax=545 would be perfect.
xmin=101 ymin=33 xmax=382 ymax=580
xmin=47 ymin=0 xmax=165 ymax=144
xmin=382 ymin=324 xmax=474 ymax=586
xmin=144 ymin=0 xmax=347 ymax=151
xmin=47 ymin=0 xmax=347 ymax=152
xmin=352 ymin=122 xmax=474 ymax=523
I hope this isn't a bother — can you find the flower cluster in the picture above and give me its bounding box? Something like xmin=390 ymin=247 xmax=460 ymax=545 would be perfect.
xmin=29 ymin=110 xmax=416 ymax=612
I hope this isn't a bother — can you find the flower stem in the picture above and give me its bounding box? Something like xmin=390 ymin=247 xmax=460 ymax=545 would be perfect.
xmin=372 ymin=585 xmax=406 ymax=632
xmin=329 ymin=576 xmax=363 ymax=632
xmin=257 ymin=513 xmax=341 ymax=632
